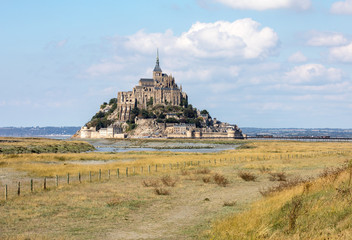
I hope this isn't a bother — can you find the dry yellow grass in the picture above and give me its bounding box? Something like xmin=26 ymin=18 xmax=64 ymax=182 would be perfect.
xmin=1 ymin=139 xmax=352 ymax=239
xmin=1 ymin=140 xmax=350 ymax=178
xmin=209 ymin=158 xmax=352 ymax=239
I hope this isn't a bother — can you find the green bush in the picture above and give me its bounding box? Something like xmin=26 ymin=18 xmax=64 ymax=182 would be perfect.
xmin=109 ymin=98 xmax=117 ymax=105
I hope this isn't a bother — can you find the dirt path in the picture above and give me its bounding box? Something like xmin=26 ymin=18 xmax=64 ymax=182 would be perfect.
xmin=106 ymin=168 xmax=274 ymax=240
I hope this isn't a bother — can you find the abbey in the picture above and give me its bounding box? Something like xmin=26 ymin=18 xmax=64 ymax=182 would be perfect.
xmin=117 ymin=52 xmax=187 ymax=121
xmin=76 ymin=51 xmax=245 ymax=139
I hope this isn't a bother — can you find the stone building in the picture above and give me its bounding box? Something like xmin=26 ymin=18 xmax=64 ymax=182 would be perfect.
xmin=117 ymin=52 xmax=187 ymax=121
xmin=79 ymin=126 xmax=126 ymax=139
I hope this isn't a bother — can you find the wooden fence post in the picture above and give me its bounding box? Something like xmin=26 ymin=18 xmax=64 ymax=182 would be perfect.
xmin=117 ymin=168 xmax=119 ymax=178
xmin=79 ymin=172 xmax=81 ymax=183
xmin=17 ymin=182 xmax=20 ymax=196
xmin=99 ymin=169 xmax=101 ymax=181
xmin=5 ymin=184 xmax=7 ymax=201
xmin=126 ymin=167 xmax=128 ymax=177
xmin=56 ymin=175 xmax=59 ymax=187
xmin=89 ymin=171 xmax=91 ymax=182
xmin=31 ymin=179 xmax=33 ymax=192
xmin=148 ymin=165 xmax=151 ymax=174
xmin=44 ymin=177 xmax=47 ymax=190
xmin=67 ymin=173 xmax=70 ymax=184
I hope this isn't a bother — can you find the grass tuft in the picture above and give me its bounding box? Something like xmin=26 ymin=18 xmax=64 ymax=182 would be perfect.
xmin=180 ymin=169 xmax=190 ymax=175
xmin=161 ymin=175 xmax=177 ymax=187
xmin=269 ymin=172 xmax=287 ymax=181
xmin=195 ymin=168 xmax=211 ymax=174
xmin=202 ymin=176 xmax=211 ymax=183
xmin=223 ymin=201 xmax=237 ymax=207
xmin=154 ymin=187 xmax=170 ymax=195
xmin=259 ymin=177 xmax=309 ymax=197
xmin=259 ymin=166 xmax=271 ymax=174
xmin=142 ymin=179 xmax=160 ymax=187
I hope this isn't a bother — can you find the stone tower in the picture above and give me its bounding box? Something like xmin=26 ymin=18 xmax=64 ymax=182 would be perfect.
xmin=153 ymin=49 xmax=162 ymax=80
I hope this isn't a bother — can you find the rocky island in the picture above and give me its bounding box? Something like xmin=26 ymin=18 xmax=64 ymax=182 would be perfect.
xmin=74 ymin=52 xmax=244 ymax=139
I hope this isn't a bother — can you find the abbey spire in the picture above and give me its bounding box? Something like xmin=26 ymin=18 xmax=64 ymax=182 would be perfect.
xmin=153 ymin=49 xmax=162 ymax=72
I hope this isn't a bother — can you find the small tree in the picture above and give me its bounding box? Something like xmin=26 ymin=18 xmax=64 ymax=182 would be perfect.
xmin=147 ymin=97 xmax=153 ymax=107
xmin=109 ymin=98 xmax=117 ymax=105
xmin=200 ymin=109 xmax=209 ymax=115
xmin=180 ymin=96 xmax=188 ymax=108
xmin=141 ymin=109 xmax=151 ymax=119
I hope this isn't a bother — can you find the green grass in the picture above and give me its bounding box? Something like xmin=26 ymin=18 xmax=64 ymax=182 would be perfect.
xmin=0 ymin=137 xmax=95 ymax=154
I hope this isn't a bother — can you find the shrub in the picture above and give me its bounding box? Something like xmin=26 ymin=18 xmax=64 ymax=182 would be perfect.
xmin=259 ymin=166 xmax=271 ymax=174
xmin=142 ymin=179 xmax=160 ymax=187
xmin=180 ymin=169 xmax=190 ymax=176
xmin=161 ymin=175 xmax=177 ymax=187
xmin=106 ymin=198 xmax=123 ymax=207
xmin=195 ymin=168 xmax=211 ymax=174
xmin=109 ymin=98 xmax=117 ymax=105
xmin=269 ymin=172 xmax=287 ymax=181
xmin=154 ymin=187 xmax=170 ymax=195
xmin=223 ymin=201 xmax=237 ymax=207
xmin=214 ymin=173 xmax=229 ymax=187
xmin=165 ymin=118 xmax=179 ymax=124
xmin=200 ymin=109 xmax=209 ymax=115
xmin=319 ymin=166 xmax=346 ymax=182
xmin=259 ymin=177 xmax=309 ymax=197
xmin=238 ymin=171 xmax=257 ymax=181
xmin=202 ymin=176 xmax=211 ymax=183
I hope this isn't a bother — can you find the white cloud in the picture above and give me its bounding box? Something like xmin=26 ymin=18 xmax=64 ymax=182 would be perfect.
xmin=331 ymin=0 xmax=352 ymax=14
xmin=288 ymin=52 xmax=307 ymax=62
xmin=56 ymin=39 xmax=68 ymax=48
xmin=306 ymin=31 xmax=348 ymax=47
xmin=329 ymin=42 xmax=352 ymax=62
xmin=214 ymin=0 xmax=311 ymax=10
xmin=86 ymin=61 xmax=124 ymax=77
xmin=46 ymin=39 xmax=68 ymax=49
xmin=125 ymin=19 xmax=279 ymax=60
xmin=285 ymin=64 xmax=343 ymax=83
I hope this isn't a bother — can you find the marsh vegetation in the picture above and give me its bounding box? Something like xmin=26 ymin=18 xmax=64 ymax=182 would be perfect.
xmin=0 ymin=138 xmax=352 ymax=239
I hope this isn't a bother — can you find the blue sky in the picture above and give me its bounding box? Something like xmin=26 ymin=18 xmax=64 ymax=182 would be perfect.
xmin=1 ymin=0 xmax=352 ymax=128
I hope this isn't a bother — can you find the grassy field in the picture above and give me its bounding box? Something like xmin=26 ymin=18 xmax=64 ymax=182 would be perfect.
xmin=0 ymin=137 xmax=95 ymax=154
xmin=209 ymin=161 xmax=352 ymax=239
xmin=1 ymin=139 xmax=352 ymax=239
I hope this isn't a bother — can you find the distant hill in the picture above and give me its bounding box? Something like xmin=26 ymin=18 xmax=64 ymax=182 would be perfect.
xmin=1 ymin=126 xmax=352 ymax=138
xmin=0 ymin=127 xmax=81 ymax=138
xmin=241 ymin=127 xmax=352 ymax=138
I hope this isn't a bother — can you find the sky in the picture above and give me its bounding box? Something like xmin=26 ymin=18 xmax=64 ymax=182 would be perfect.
xmin=1 ymin=0 xmax=352 ymax=128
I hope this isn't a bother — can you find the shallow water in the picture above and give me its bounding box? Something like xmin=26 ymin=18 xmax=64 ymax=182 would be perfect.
xmin=85 ymin=139 xmax=239 ymax=153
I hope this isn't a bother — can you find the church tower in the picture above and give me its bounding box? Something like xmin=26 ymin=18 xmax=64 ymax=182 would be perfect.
xmin=153 ymin=49 xmax=162 ymax=80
